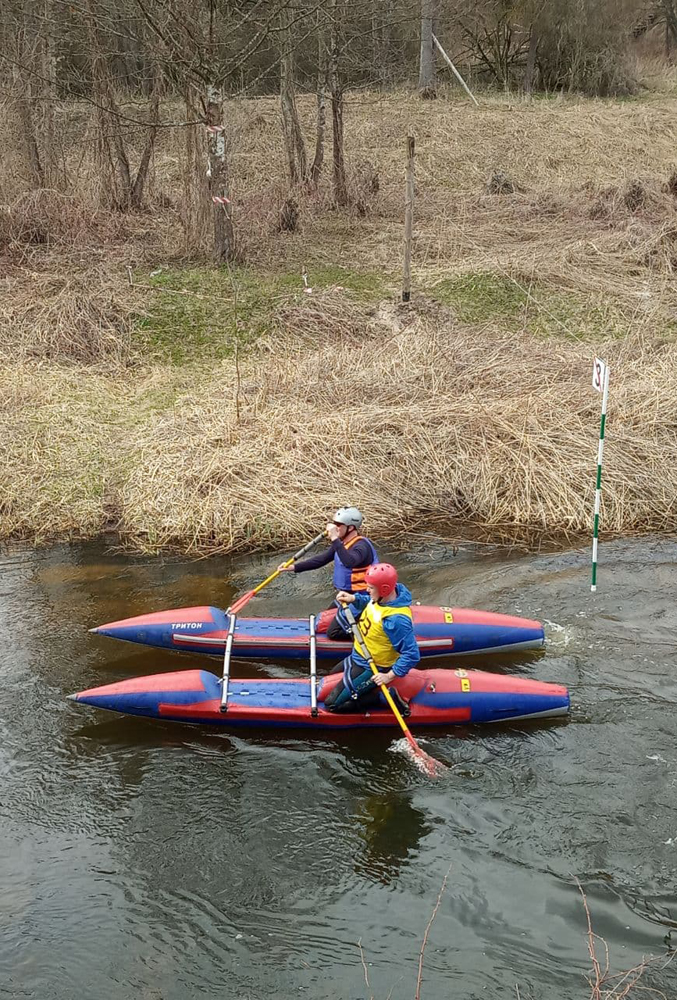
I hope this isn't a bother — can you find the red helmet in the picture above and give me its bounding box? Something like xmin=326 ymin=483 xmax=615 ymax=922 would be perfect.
xmin=365 ymin=562 xmax=398 ymax=598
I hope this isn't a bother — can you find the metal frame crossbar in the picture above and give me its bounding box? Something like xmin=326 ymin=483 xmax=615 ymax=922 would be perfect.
xmin=219 ymin=613 xmax=237 ymax=712
xmin=309 ymin=614 xmax=318 ymax=716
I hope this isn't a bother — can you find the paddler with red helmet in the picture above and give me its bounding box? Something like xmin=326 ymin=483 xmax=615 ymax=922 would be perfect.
xmin=324 ymin=562 xmax=420 ymax=715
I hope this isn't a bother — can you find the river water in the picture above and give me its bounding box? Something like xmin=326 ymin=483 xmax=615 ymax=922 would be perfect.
xmin=1 ymin=536 xmax=676 ymax=999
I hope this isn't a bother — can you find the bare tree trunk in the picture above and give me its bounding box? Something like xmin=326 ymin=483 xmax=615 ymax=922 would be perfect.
xmin=206 ymin=83 xmax=235 ymax=262
xmin=375 ymin=0 xmax=395 ymax=87
xmin=107 ymin=110 xmax=132 ymax=207
xmin=16 ymin=82 xmax=44 ymax=188
xmin=329 ymin=1 xmax=348 ymax=207
xmin=381 ymin=0 xmax=394 ymax=85
xmin=310 ymin=19 xmax=327 ymax=186
xmin=13 ymin=23 xmax=44 ymax=189
xmin=371 ymin=0 xmax=393 ymax=85
xmin=402 ymin=135 xmax=414 ymax=302
xmin=371 ymin=9 xmax=380 ymax=76
xmin=522 ymin=23 xmax=538 ymax=95
xmin=279 ymin=3 xmax=307 ymax=185
xmin=418 ymin=0 xmax=436 ymax=99
xmin=371 ymin=5 xmax=384 ymax=86
xmin=85 ymin=0 xmax=133 ymax=208
xmin=182 ymin=83 xmax=210 ymax=249
xmin=665 ymin=0 xmax=677 ymax=54
xmin=131 ymin=57 xmax=162 ymax=208
xmin=115 ymin=18 xmax=143 ymax=92
xmin=40 ymin=0 xmax=57 ymax=186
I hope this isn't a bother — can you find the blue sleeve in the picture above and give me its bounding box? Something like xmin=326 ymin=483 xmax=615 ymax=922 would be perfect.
xmin=293 ymin=543 xmax=335 ymax=573
xmin=350 ymin=593 xmax=371 ymax=615
xmin=335 ymin=592 xmax=370 ymax=630
xmin=334 ymin=539 xmax=373 ymax=569
xmin=382 ymin=615 xmax=421 ymax=676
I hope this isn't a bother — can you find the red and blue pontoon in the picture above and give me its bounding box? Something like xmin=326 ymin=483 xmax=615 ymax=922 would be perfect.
xmin=69 ymin=666 xmax=569 ymax=729
xmin=76 ymin=604 xmax=568 ymax=731
xmin=90 ymin=603 xmax=545 ymax=661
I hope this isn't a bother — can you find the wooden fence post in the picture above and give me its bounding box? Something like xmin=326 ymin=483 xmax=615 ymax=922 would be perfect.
xmin=402 ymin=135 xmax=415 ymax=303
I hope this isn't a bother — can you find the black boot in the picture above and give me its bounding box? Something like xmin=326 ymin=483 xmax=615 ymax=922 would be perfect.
xmin=389 ymin=687 xmax=410 ymax=718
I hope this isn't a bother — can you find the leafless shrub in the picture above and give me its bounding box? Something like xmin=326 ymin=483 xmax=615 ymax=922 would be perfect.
xmin=575 ymin=878 xmax=674 ymax=999
xmin=0 ymin=190 xmax=127 ymax=249
xmin=486 ymin=170 xmax=523 ymax=195
xmin=0 ymin=271 xmax=136 ymax=363
xmin=278 ymin=196 xmax=300 ymax=232
xmin=350 ymin=160 xmax=380 ymax=216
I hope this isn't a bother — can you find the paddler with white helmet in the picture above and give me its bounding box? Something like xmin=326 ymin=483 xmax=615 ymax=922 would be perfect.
xmin=277 ymin=506 xmax=377 ymax=639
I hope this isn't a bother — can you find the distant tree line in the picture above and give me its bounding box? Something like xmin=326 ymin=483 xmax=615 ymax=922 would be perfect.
xmin=0 ymin=0 xmax=669 ymax=260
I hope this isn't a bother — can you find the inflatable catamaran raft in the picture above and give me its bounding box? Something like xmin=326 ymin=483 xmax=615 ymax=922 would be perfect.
xmin=71 ymin=604 xmax=568 ymax=729
xmin=70 ymin=666 xmax=569 ymax=729
xmin=89 ymin=603 xmax=546 ymax=661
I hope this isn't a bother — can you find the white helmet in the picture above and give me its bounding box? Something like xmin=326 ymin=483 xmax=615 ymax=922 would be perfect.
xmin=333 ymin=506 xmax=364 ymax=529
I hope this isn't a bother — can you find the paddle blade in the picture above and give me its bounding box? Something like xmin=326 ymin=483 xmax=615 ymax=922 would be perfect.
xmin=417 ymin=750 xmax=448 ymax=779
xmin=391 ymin=736 xmax=449 ymax=779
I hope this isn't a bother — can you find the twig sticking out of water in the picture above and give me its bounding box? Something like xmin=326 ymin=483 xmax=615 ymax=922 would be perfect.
xmin=384 ymin=978 xmax=402 ymax=1000
xmin=575 ymin=876 xmax=674 ymax=999
xmin=415 ymin=863 xmax=452 ymax=1000
xmin=357 ymin=937 xmax=374 ymax=1000
xmin=577 ymin=875 xmax=609 ymax=992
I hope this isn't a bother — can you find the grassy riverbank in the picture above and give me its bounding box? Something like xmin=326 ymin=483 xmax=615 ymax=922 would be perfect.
xmin=2 ymin=89 xmax=677 ymax=553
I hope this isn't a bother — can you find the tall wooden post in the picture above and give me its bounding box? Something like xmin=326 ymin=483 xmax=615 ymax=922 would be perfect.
xmin=402 ymin=135 xmax=415 ymax=303
xmin=418 ymin=0 xmax=436 ymax=98
xmin=206 ymin=83 xmax=235 ymax=262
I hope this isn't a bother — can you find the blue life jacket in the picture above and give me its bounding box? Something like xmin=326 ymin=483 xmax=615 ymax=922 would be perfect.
xmin=332 ymin=535 xmax=378 ymax=592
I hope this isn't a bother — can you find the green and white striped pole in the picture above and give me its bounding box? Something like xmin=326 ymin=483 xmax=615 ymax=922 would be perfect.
xmin=591 ymin=357 xmax=610 ymax=593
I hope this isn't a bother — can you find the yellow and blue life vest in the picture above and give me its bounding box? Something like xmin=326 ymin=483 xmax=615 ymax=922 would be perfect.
xmin=354 ymin=599 xmax=413 ymax=668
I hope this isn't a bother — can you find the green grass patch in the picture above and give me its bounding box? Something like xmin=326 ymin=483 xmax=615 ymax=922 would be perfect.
xmin=132 ymin=264 xmax=389 ymax=364
xmin=430 ymin=273 xmax=528 ymax=325
xmin=428 ymin=271 xmax=677 ymax=341
xmin=302 ymin=264 xmax=391 ymax=300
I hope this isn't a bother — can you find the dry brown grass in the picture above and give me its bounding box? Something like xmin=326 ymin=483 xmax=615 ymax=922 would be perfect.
xmin=0 ymin=270 xmax=138 ymax=364
xmin=0 ymin=192 xmax=175 ymax=363
xmin=1 ymin=293 xmax=676 ymax=553
xmin=3 ymin=90 xmax=677 ymax=551
xmin=0 ymin=189 xmax=128 ymax=250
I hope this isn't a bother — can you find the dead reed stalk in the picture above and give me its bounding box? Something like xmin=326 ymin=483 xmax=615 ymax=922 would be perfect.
xmin=575 ymin=878 xmax=674 ymax=999
xmin=1 ymin=295 xmax=677 ymax=552
xmin=415 ymin=862 xmax=452 ymax=1000
xmin=3 ymin=93 xmax=677 ymax=551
